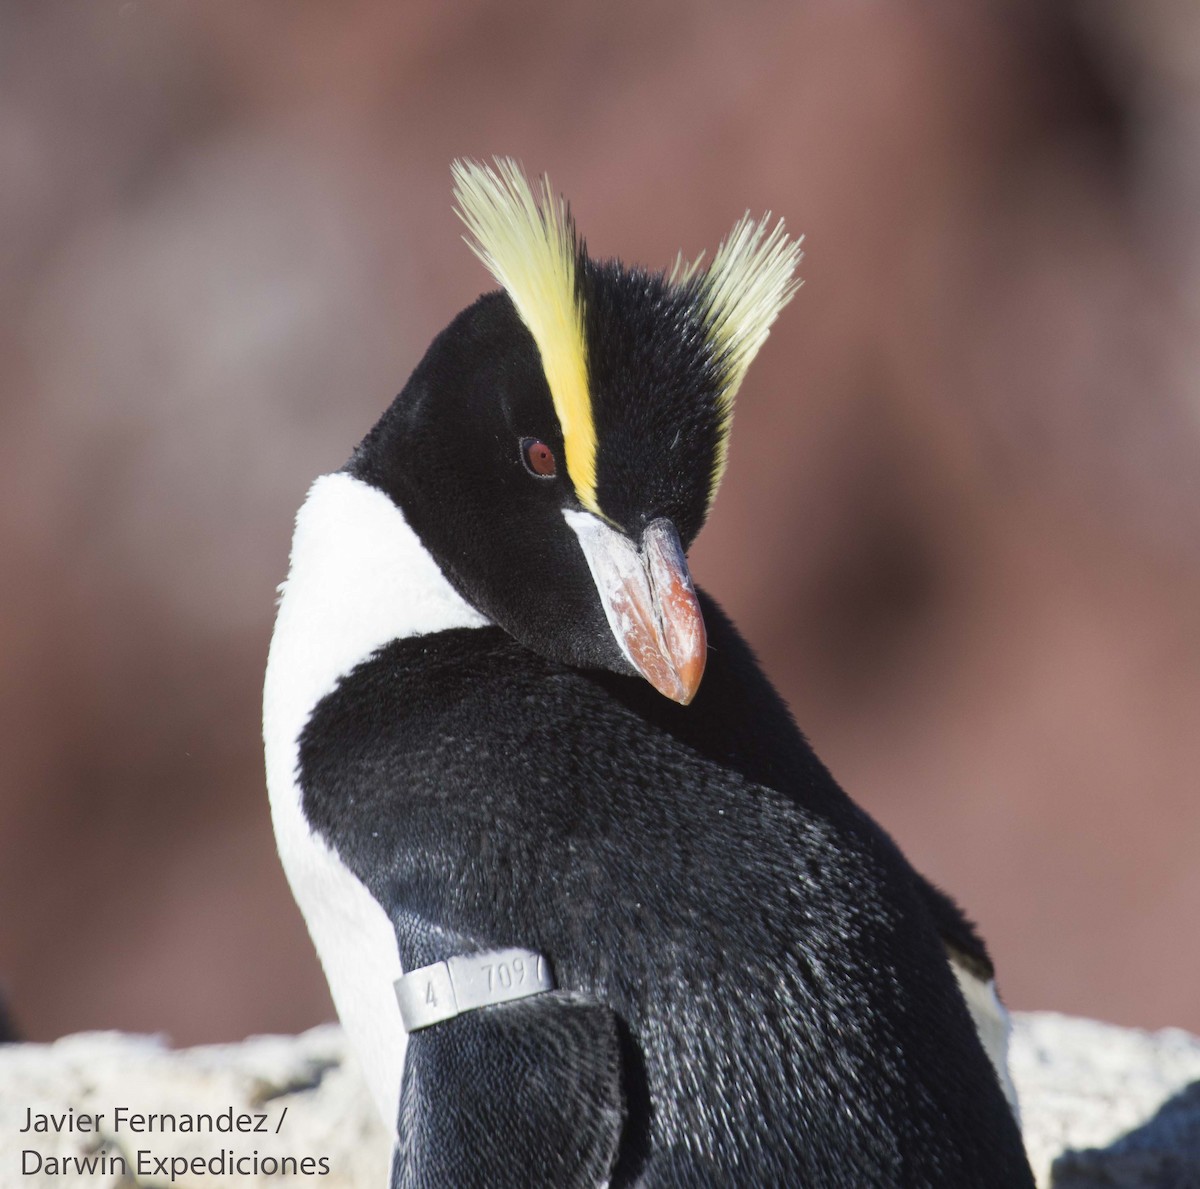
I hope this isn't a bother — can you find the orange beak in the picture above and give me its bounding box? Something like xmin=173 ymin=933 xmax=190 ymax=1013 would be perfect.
xmin=563 ymin=512 xmax=707 ymax=704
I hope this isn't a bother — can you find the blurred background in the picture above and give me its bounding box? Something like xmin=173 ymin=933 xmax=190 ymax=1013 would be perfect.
xmin=2 ymin=0 xmax=1198 ymax=1046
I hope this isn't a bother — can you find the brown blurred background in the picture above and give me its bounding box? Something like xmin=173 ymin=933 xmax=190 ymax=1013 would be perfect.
xmin=2 ymin=0 xmax=1198 ymax=1046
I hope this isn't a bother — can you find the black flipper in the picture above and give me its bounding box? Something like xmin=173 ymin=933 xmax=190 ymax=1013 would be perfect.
xmin=392 ymin=992 xmax=625 ymax=1189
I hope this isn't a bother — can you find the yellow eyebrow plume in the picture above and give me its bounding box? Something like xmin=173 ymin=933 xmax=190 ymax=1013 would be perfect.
xmin=695 ymin=213 xmax=803 ymax=500
xmin=452 ymin=158 xmax=599 ymax=515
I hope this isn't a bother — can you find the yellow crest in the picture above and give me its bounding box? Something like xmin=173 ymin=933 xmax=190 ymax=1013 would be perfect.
xmin=694 ymin=214 xmax=804 ymax=498
xmin=453 ymin=159 xmax=802 ymax=515
xmin=452 ymin=158 xmax=599 ymax=515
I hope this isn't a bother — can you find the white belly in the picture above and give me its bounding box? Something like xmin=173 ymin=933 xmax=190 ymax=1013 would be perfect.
xmin=263 ymin=471 xmax=487 ymax=1134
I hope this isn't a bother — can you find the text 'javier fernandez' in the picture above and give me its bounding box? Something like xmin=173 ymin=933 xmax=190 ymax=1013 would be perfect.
xmin=20 ymin=1105 xmax=276 ymax=1133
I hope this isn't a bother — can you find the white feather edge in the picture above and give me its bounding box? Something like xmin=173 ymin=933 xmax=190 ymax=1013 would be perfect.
xmin=263 ymin=472 xmax=488 ymax=1135
xmin=948 ymin=954 xmax=1022 ymax=1121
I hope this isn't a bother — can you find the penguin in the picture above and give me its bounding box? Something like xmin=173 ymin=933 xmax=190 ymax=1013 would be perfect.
xmin=263 ymin=158 xmax=1034 ymax=1188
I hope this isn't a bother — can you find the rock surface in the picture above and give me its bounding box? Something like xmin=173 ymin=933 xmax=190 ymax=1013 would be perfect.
xmin=1013 ymin=1014 xmax=1200 ymax=1188
xmin=0 ymin=1026 xmax=390 ymax=1187
xmin=1 ymin=1012 xmax=1198 ymax=1187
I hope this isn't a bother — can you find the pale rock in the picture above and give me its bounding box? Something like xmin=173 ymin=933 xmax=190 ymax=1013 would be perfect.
xmin=1012 ymin=1012 xmax=1200 ymax=1187
xmin=2 ymin=1012 xmax=1199 ymax=1187
xmin=0 ymin=1026 xmax=390 ymax=1188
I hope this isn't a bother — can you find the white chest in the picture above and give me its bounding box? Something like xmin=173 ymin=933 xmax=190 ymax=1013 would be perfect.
xmin=262 ymin=471 xmax=487 ymax=1134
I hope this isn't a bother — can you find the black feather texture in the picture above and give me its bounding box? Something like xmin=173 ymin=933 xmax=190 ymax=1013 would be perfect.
xmin=299 ymin=594 xmax=1032 ymax=1188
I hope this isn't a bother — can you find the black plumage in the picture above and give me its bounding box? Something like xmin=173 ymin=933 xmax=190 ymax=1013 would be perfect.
xmin=280 ymin=160 xmax=1035 ymax=1187
xmin=300 ymin=605 xmax=1031 ymax=1186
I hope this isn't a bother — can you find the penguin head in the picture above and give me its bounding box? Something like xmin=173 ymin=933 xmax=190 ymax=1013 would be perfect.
xmin=349 ymin=159 xmax=802 ymax=704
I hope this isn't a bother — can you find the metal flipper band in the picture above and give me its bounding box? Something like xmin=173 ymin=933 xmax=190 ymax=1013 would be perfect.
xmin=395 ymin=948 xmax=555 ymax=1033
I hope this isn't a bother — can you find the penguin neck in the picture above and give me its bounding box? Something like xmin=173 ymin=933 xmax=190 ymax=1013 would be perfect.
xmin=264 ymin=470 xmax=489 ymax=788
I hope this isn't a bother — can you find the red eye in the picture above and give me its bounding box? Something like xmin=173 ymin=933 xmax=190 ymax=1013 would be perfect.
xmin=521 ymin=438 xmax=557 ymax=478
